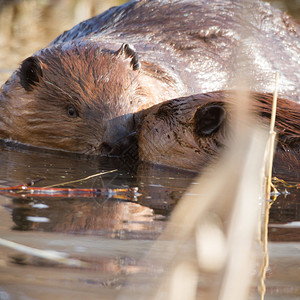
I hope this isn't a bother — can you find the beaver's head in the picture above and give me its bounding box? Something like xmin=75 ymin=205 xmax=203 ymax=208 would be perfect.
xmin=136 ymin=95 xmax=228 ymax=171
xmin=137 ymin=92 xmax=300 ymax=172
xmin=0 ymin=42 xmax=169 ymax=154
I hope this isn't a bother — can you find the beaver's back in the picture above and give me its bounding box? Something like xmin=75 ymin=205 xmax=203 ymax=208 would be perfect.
xmin=49 ymin=0 xmax=300 ymax=102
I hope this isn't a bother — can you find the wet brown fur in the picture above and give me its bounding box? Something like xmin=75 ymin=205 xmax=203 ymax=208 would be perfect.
xmin=0 ymin=43 xmax=177 ymax=153
xmin=136 ymin=91 xmax=300 ymax=172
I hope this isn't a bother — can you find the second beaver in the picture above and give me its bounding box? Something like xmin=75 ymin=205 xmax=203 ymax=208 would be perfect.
xmin=1 ymin=0 xmax=300 ymax=153
xmin=135 ymin=91 xmax=300 ymax=172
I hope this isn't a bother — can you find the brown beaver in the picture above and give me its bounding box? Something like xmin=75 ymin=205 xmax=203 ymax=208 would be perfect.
xmin=1 ymin=0 xmax=300 ymax=154
xmin=135 ymin=91 xmax=300 ymax=172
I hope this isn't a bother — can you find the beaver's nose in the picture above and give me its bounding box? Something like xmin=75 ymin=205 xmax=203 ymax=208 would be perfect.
xmin=101 ymin=113 xmax=135 ymax=156
xmin=100 ymin=142 xmax=113 ymax=156
xmin=101 ymin=132 xmax=138 ymax=158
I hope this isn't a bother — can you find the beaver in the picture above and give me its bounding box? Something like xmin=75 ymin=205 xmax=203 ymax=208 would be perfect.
xmin=1 ymin=0 xmax=300 ymax=154
xmin=135 ymin=91 xmax=300 ymax=172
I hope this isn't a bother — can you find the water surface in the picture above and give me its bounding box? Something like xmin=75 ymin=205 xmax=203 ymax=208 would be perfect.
xmin=0 ymin=143 xmax=299 ymax=299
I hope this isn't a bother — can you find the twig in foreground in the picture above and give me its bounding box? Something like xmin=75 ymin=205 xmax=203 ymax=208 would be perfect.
xmin=0 ymin=237 xmax=87 ymax=267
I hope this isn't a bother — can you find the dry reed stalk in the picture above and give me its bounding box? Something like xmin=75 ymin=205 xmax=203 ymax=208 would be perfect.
xmin=42 ymin=169 xmax=117 ymax=188
xmin=265 ymin=72 xmax=279 ymax=201
xmin=259 ymin=72 xmax=279 ymax=300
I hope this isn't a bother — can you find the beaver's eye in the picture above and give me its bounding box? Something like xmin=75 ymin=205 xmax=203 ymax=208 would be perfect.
xmin=66 ymin=105 xmax=78 ymax=118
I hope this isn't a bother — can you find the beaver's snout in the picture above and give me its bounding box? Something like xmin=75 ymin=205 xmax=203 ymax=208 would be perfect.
xmin=101 ymin=113 xmax=136 ymax=156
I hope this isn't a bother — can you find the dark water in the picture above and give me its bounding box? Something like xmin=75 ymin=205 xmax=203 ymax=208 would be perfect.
xmin=0 ymin=143 xmax=299 ymax=299
xmin=0 ymin=143 xmax=196 ymax=237
xmin=0 ymin=144 xmax=192 ymax=299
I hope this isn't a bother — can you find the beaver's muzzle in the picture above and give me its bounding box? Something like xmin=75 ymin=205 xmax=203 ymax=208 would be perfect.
xmin=101 ymin=113 xmax=138 ymax=157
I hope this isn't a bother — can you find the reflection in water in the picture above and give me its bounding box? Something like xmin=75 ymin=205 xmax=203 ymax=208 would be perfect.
xmin=9 ymin=196 xmax=165 ymax=239
xmin=0 ymin=143 xmax=299 ymax=240
xmin=0 ymin=144 xmax=300 ymax=299
xmin=0 ymin=144 xmax=195 ymax=239
xmin=0 ymin=144 xmax=195 ymax=298
xmin=268 ymin=189 xmax=300 ymax=242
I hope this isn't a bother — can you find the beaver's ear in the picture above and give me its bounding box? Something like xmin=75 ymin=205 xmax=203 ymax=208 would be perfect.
xmin=19 ymin=56 xmax=43 ymax=91
xmin=115 ymin=43 xmax=141 ymax=71
xmin=193 ymin=104 xmax=226 ymax=136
